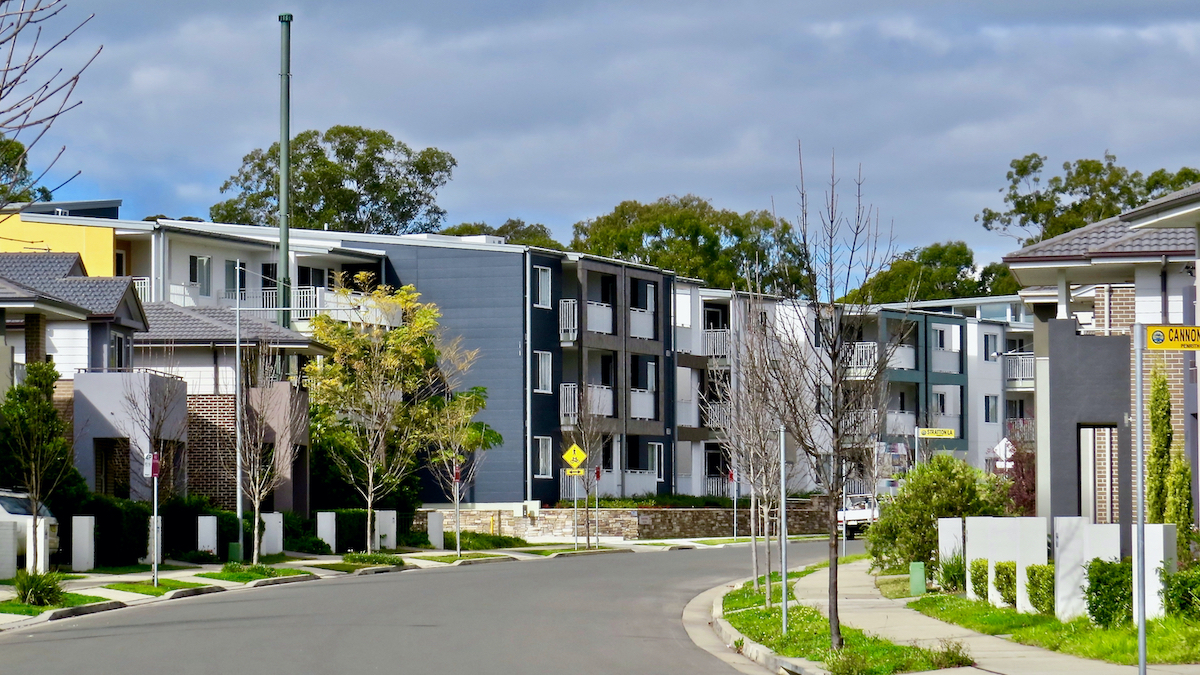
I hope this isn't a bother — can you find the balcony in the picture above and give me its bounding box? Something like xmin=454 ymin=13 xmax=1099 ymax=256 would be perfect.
xmin=221 ymin=286 xmax=382 ymax=323
xmin=889 ymin=344 xmax=917 ymax=370
xmin=560 ymin=383 xmax=578 ymax=426
xmin=1004 ymin=353 xmax=1034 ymax=389
xmin=587 ymin=301 xmax=614 ymax=334
xmin=847 ymin=341 xmax=877 ymax=378
xmin=886 ymin=410 xmax=916 ymax=436
xmin=841 ymin=408 xmax=878 ymax=435
xmin=702 ymin=401 xmax=730 ymax=429
xmin=630 ymin=388 xmax=655 ymax=420
xmin=705 ymin=475 xmax=731 ymax=497
xmin=559 ymin=299 xmax=578 ymax=343
xmin=931 ymin=347 xmax=961 ymax=374
xmin=133 ymin=277 xmax=150 ymax=301
xmin=703 ymin=329 xmax=731 ymax=357
xmin=934 ymin=414 xmax=960 ymax=436
xmin=629 ymin=307 xmax=655 ymax=340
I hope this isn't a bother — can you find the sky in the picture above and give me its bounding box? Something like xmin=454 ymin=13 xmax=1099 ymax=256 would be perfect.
xmin=26 ymin=1 xmax=1200 ymax=265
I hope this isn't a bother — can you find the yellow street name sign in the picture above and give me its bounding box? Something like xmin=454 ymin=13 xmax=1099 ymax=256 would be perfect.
xmin=917 ymin=428 xmax=955 ymax=439
xmin=562 ymin=443 xmax=587 ymax=468
xmin=565 ymin=468 xmax=585 ymax=476
xmin=1147 ymin=325 xmax=1200 ymax=351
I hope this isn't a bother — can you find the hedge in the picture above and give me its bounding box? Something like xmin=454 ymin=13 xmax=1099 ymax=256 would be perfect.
xmin=87 ymin=494 xmax=152 ymax=567
xmin=970 ymin=558 xmax=989 ymax=599
xmin=1026 ymin=563 xmax=1055 ymax=615
xmin=994 ymin=561 xmax=1016 ymax=607
xmin=334 ymin=509 xmax=368 ymax=553
xmin=1162 ymin=564 xmax=1200 ymax=620
xmin=1086 ymin=557 xmax=1132 ymax=627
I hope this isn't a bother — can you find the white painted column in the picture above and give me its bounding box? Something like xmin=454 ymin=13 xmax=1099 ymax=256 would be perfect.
xmin=0 ymin=521 xmax=16 ymax=579
xmin=1133 ymin=523 xmax=1176 ymax=621
xmin=964 ymin=516 xmax=992 ymax=601
xmin=1015 ymin=517 xmax=1048 ymax=613
xmin=72 ymin=515 xmax=95 ymax=572
xmin=374 ymin=510 xmax=397 ymax=551
xmin=316 ymin=511 xmax=336 ymax=553
xmin=1056 ymin=269 xmax=1069 ymax=320
xmin=426 ymin=512 xmax=444 ymax=550
xmin=988 ymin=518 xmax=1019 ymax=607
xmin=197 ymin=515 xmax=218 ymax=554
xmin=1055 ymin=517 xmax=1121 ymax=621
xmin=261 ymin=512 xmax=284 ymax=556
xmin=937 ymin=517 xmax=963 ymax=562
xmin=25 ymin=519 xmax=49 ymax=573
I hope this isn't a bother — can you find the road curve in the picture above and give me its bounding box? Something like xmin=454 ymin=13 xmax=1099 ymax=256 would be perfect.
xmin=0 ymin=540 xmax=861 ymax=675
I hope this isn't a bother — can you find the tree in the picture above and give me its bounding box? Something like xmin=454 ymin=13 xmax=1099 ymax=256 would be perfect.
xmin=211 ymin=125 xmax=456 ymax=235
xmin=423 ymin=339 xmax=501 ymax=557
xmin=749 ymin=149 xmax=902 ymax=649
xmin=571 ymin=195 xmax=810 ymax=297
xmin=1165 ymin=451 xmax=1193 ymax=564
xmin=0 ymin=1 xmax=100 ymax=209
xmin=142 ymin=214 xmax=203 ymax=222
xmin=225 ymin=343 xmax=306 ymax=564
xmin=440 ymin=218 xmax=565 ymax=249
xmin=977 ymin=152 xmax=1200 ymax=244
xmin=0 ymin=361 xmax=71 ymax=572
xmin=562 ymin=382 xmax=607 ymax=549
xmin=305 ymin=275 xmax=441 ymax=552
xmin=846 ymin=241 xmax=1022 ymax=303
xmin=1148 ymin=365 xmax=1172 ymax=524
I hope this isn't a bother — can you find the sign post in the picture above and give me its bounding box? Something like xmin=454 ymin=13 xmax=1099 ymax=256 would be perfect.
xmin=915 ymin=427 xmax=955 ymax=465
xmin=563 ymin=444 xmax=587 ymax=551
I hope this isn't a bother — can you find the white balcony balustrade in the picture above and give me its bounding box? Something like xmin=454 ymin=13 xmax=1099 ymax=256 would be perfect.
xmin=703 ymin=329 xmax=731 ymax=357
xmin=629 ymin=307 xmax=655 ymax=339
xmin=588 ymin=384 xmax=615 ymax=417
xmin=630 ymin=388 xmax=655 ymax=420
xmin=931 ymin=347 xmax=962 ymax=374
xmin=702 ymin=401 xmax=731 ymax=429
xmin=840 ymin=408 xmax=879 ymax=435
xmin=1004 ymin=353 xmax=1034 ymax=387
xmin=560 ymin=383 xmax=578 ymax=426
xmin=847 ymin=341 xmax=877 ymax=378
xmin=934 ymin=414 xmax=960 ymax=436
xmin=220 ymin=286 xmax=385 ymax=324
xmin=886 ymin=410 xmax=916 ymax=436
xmin=559 ymin=299 xmax=578 ymax=342
xmin=132 ymin=277 xmax=150 ymax=301
xmin=705 ymin=476 xmax=730 ymax=497
xmin=587 ymin=301 xmax=614 ymax=334
xmin=889 ymin=344 xmax=917 ymax=370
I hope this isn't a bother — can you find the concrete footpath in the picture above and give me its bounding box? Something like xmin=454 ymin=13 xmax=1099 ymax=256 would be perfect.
xmin=793 ymin=560 xmax=1200 ymax=675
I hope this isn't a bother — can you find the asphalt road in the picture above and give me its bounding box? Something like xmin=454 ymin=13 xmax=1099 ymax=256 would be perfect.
xmin=1 ymin=540 xmax=863 ymax=675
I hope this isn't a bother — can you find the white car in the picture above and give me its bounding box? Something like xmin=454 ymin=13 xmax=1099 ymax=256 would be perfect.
xmin=836 ymin=495 xmax=879 ymax=539
xmin=0 ymin=490 xmax=60 ymax=556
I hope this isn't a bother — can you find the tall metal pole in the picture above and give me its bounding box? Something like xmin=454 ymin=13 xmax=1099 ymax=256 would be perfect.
xmin=1134 ymin=324 xmax=1147 ymax=675
xmin=733 ymin=469 xmax=738 ymax=540
xmin=235 ymin=259 xmax=244 ymax=558
xmin=152 ymin=471 xmax=159 ymax=587
xmin=574 ymin=475 xmax=579 ymax=551
xmin=780 ymin=422 xmax=788 ymax=634
xmin=277 ymin=13 xmax=293 ymax=329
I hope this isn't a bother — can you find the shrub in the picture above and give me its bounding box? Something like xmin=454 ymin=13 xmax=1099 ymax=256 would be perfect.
xmin=1166 ymin=451 xmax=1195 ymax=564
xmin=343 ymin=552 xmax=403 ymax=566
xmin=970 ymin=559 xmax=989 ymax=599
xmin=176 ymin=550 xmax=220 ymax=564
xmin=937 ymin=548 xmax=966 ymax=593
xmin=445 ymin=530 xmax=528 ymax=550
xmin=1162 ymin=564 xmax=1200 ymax=619
xmin=1026 ymin=563 xmax=1055 ymax=615
xmin=1086 ymin=557 xmax=1132 ymax=628
xmin=866 ymin=455 xmax=1011 ymax=572
xmin=994 ymin=561 xmax=1016 ymax=607
xmin=287 ymin=534 xmax=332 ymax=555
xmin=282 ymin=512 xmax=332 ymax=554
xmin=395 ymin=530 xmax=431 ymax=548
xmin=86 ymin=494 xmax=151 ymax=567
xmin=221 ymin=561 xmax=246 ymax=574
xmin=15 ymin=570 xmax=64 ymax=606
xmin=333 ymin=509 xmax=368 ymax=554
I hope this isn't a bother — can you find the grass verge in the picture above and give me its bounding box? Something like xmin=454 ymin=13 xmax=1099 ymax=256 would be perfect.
xmin=0 ymin=593 xmax=108 ymax=616
xmin=0 ymin=575 xmax=84 ymax=585
xmin=256 ymin=553 xmax=310 ymax=565
xmin=307 ymin=562 xmax=376 ymax=573
xmin=414 ymin=552 xmax=507 ymax=564
xmin=876 ymin=576 xmax=925 ymax=600
xmin=90 ymin=564 xmax=196 ymax=575
xmin=723 ymin=554 xmax=871 ymax=613
xmin=103 ymin=578 xmax=206 ymax=597
xmin=909 ymin=594 xmax=1200 ymax=665
xmin=696 ymin=534 xmax=827 ymax=546
xmin=195 ymin=566 xmax=310 ymax=584
xmin=726 ymin=603 xmax=972 ymax=674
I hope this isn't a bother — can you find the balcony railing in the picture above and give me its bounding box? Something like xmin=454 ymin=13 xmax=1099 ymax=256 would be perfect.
xmin=841 ymin=408 xmax=878 ymax=435
xmin=587 ymin=301 xmax=613 ymax=334
xmin=702 ymin=401 xmax=731 ymax=429
xmin=703 ymin=329 xmax=731 ymax=357
xmin=886 ymin=410 xmax=916 ymax=436
xmin=847 ymin=341 xmax=877 ymax=378
xmin=588 ymin=384 xmax=614 ymax=416
xmin=1007 ymin=417 xmax=1035 ymax=444
xmin=132 ymin=277 xmax=150 ymax=301
xmin=1004 ymin=353 xmax=1034 ymax=383
xmin=559 ymin=298 xmax=578 ymax=342
xmin=221 ymin=286 xmax=384 ymax=323
xmin=560 ymin=382 xmax=578 ymax=426
xmin=931 ymin=348 xmax=961 ymax=374
xmin=629 ymin=307 xmax=655 ymax=339
xmin=705 ymin=476 xmax=730 ymax=497
xmin=630 ymin=388 xmax=655 ymax=420
xmin=889 ymin=344 xmax=916 ymax=370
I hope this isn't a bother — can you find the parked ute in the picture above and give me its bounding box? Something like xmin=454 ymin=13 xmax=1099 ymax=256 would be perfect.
xmin=0 ymin=489 xmax=60 ymax=555
xmin=836 ymin=495 xmax=879 ymax=539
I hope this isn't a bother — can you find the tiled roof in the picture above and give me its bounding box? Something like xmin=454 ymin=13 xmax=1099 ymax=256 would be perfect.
xmin=1004 ymin=216 xmax=1195 ymax=264
xmin=137 ymin=302 xmax=327 ymax=352
xmin=0 ymin=252 xmax=83 ymax=287
xmin=1089 ymin=227 xmax=1196 ymax=256
xmin=0 ymin=252 xmax=133 ymax=315
xmin=1004 ymin=217 xmax=1129 ymax=261
xmin=1121 ymin=183 xmax=1200 ymax=222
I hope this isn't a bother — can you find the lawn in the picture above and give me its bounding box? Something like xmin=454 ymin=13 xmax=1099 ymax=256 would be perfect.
xmin=196 ymin=566 xmax=310 ymax=584
xmin=723 ymin=554 xmax=872 ymax=613
xmin=725 ymin=603 xmax=972 ymax=674
xmin=256 ymin=553 xmax=311 ymax=565
xmin=908 ymin=594 xmax=1200 ymax=665
xmin=307 ymin=562 xmax=376 ymax=573
xmin=103 ymin=578 xmax=206 ymax=597
xmin=0 ymin=575 xmax=83 ymax=585
xmin=90 ymin=564 xmax=196 ymax=575
xmin=876 ymin=575 xmax=927 ymax=600
xmin=414 ymin=553 xmax=508 ymax=564
xmin=0 ymin=593 xmax=108 ymax=616
xmin=522 ymin=548 xmax=574 ymax=556
xmin=696 ymin=534 xmax=827 ymax=546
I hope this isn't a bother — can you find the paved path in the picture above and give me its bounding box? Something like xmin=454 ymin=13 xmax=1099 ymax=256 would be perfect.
xmin=0 ymin=540 xmax=855 ymax=675
xmin=793 ymin=560 xmax=1200 ymax=675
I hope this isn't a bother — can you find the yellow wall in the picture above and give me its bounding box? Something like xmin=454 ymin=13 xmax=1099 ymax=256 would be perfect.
xmin=0 ymin=213 xmax=116 ymax=276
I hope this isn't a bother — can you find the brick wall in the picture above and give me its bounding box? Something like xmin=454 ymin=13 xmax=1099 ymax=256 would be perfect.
xmin=187 ymin=394 xmax=236 ymax=510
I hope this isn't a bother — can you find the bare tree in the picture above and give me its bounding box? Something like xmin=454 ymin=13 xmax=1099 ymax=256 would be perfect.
xmin=564 ymin=382 xmax=607 ymax=549
xmin=120 ymin=368 xmax=188 ymax=500
xmin=751 ymin=148 xmax=905 ymax=649
xmin=223 ymin=343 xmax=306 ymax=564
xmin=0 ymin=1 xmax=100 ymax=207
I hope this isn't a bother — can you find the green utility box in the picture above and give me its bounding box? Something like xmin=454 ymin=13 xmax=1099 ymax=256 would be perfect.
xmin=909 ymin=562 xmax=926 ymax=597
xmin=228 ymin=542 xmax=243 ymax=563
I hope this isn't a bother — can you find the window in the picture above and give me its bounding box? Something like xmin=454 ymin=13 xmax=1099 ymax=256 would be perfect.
xmin=534 ymin=437 xmax=552 ymax=478
xmin=261 ymin=263 xmax=277 ymax=289
xmin=933 ymin=327 xmax=947 ymax=350
xmin=985 ymin=395 xmax=999 ymax=423
xmin=225 ymin=260 xmax=247 ymax=298
xmin=601 ymin=436 xmax=614 ymax=470
xmin=1006 ymin=337 xmax=1026 ymax=353
xmin=114 ymin=250 xmax=127 ymax=276
xmin=189 ymin=255 xmax=212 ymax=297
xmin=298 ymin=266 xmax=326 ymax=289
xmin=1006 ymin=398 xmax=1025 ymax=419
xmin=650 ymin=442 xmax=664 ymax=481
xmin=534 ymin=351 xmax=552 ymax=393
xmin=534 ymin=266 xmax=552 ymax=308
xmin=984 ymin=334 xmax=999 ymax=361
xmin=933 ymin=392 xmax=947 ymax=415
xmin=109 ymin=333 xmax=128 ymax=369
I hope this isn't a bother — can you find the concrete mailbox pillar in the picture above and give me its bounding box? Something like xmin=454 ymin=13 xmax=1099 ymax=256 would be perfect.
xmin=374 ymin=510 xmax=397 ymax=551
xmin=1014 ymin=517 xmax=1048 ymax=613
xmin=72 ymin=515 xmax=95 ymax=572
xmin=1055 ymin=517 xmax=1120 ymax=621
xmin=987 ymin=519 xmax=1019 ymax=607
xmin=427 ymin=511 xmax=445 ymax=550
xmin=262 ymin=512 xmax=284 ymax=556
xmin=0 ymin=521 xmax=16 ymax=579
xmin=198 ymin=515 xmax=218 ymax=555
xmin=317 ymin=511 xmax=336 ymax=553
xmin=964 ymin=516 xmax=993 ymax=601
xmin=25 ymin=519 xmax=50 ymax=573
xmin=937 ymin=517 xmax=964 ymax=563
xmin=1133 ymin=523 xmax=1176 ymax=621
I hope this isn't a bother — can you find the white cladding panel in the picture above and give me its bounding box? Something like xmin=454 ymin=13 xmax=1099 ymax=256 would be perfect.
xmin=1134 ymin=265 xmax=1191 ymax=325
xmin=46 ymin=322 xmax=90 ymax=378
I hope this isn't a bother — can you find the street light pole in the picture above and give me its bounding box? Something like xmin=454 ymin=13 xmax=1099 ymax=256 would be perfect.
xmin=1134 ymin=324 xmax=1147 ymax=675
xmin=235 ymin=258 xmax=244 ymax=558
xmin=779 ymin=422 xmax=788 ymax=635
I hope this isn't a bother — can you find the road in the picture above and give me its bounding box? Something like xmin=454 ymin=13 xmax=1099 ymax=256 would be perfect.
xmin=1 ymin=540 xmax=863 ymax=675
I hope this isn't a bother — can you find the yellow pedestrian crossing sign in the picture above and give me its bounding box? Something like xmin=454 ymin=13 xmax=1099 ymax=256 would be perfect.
xmin=562 ymin=443 xmax=587 ymax=468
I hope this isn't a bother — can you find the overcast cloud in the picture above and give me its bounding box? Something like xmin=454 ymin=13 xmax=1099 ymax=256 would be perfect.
xmin=30 ymin=1 xmax=1200 ymax=263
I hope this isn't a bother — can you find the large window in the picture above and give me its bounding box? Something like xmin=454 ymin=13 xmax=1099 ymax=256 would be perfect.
xmin=189 ymin=255 xmax=212 ymax=297
xmin=985 ymin=395 xmax=999 ymax=423
xmin=534 ymin=351 xmax=553 ymax=393
xmin=534 ymin=266 xmax=552 ymax=309
xmin=984 ymin=333 xmax=999 ymax=361
xmin=225 ymin=260 xmax=247 ymax=298
xmin=535 ymin=437 xmax=552 ymax=478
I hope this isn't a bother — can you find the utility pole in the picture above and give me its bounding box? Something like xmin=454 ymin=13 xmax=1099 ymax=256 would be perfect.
xmin=779 ymin=422 xmax=788 ymax=634
xmin=277 ymin=13 xmax=293 ymax=329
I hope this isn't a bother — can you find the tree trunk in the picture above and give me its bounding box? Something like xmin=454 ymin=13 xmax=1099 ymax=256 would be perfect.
xmin=750 ymin=491 xmax=759 ymax=591
xmin=827 ymin=485 xmax=843 ymax=649
xmin=252 ymin=502 xmax=262 ymax=564
xmin=28 ymin=496 xmax=39 ymax=575
xmin=366 ymin=469 xmax=376 ymax=553
xmin=763 ymin=502 xmax=772 ymax=607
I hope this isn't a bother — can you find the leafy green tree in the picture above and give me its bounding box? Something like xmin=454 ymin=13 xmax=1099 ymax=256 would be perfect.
xmin=440 ymin=218 xmax=565 ymax=249
xmin=1148 ymin=366 xmax=1172 ymax=524
xmin=977 ymin=152 xmax=1200 ymax=244
xmin=1165 ymin=451 xmax=1194 ymax=564
xmin=571 ymin=194 xmax=809 ymax=296
xmin=865 ymin=455 xmax=1011 ymax=573
xmin=211 ymin=125 xmax=456 ymax=235
xmin=0 ymin=362 xmax=72 ymax=572
xmin=979 ymin=261 xmax=1020 ymax=296
xmin=845 ymin=241 xmax=1019 ymax=302
xmin=0 ymin=138 xmax=51 ymax=204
